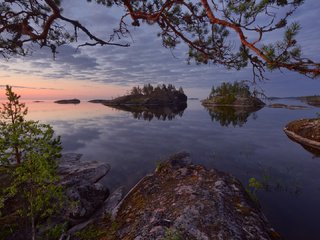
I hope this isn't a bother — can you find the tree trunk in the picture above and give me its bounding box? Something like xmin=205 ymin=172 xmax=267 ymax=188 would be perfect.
xmin=31 ymin=215 xmax=36 ymax=240
xmin=15 ymin=146 xmax=21 ymax=164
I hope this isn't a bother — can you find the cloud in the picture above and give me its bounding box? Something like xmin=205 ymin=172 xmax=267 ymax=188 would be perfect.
xmin=0 ymin=85 xmax=62 ymax=91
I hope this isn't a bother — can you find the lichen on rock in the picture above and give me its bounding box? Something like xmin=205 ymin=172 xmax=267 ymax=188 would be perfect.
xmin=101 ymin=152 xmax=281 ymax=240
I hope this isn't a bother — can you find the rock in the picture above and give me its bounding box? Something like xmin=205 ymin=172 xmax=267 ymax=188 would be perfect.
xmin=103 ymin=187 xmax=124 ymax=217
xmin=57 ymin=153 xmax=110 ymax=187
xmin=269 ymin=103 xmax=308 ymax=110
xmin=284 ymin=118 xmax=320 ymax=154
xmin=298 ymin=95 xmax=320 ymax=107
xmin=107 ymin=152 xmax=281 ymax=240
xmin=57 ymin=153 xmax=111 ymax=223
xmin=54 ymin=99 xmax=80 ymax=104
xmin=66 ymin=183 xmax=109 ymax=221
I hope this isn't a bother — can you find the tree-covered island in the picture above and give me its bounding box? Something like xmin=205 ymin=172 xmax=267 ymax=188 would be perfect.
xmin=202 ymin=81 xmax=265 ymax=107
xmin=90 ymin=84 xmax=187 ymax=107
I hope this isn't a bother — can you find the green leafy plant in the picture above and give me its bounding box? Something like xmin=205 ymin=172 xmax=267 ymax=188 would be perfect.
xmin=246 ymin=177 xmax=263 ymax=203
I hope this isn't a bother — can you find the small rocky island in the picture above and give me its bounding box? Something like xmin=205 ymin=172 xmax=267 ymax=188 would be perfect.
xmin=90 ymin=84 xmax=187 ymax=107
xmin=201 ymin=82 xmax=265 ymax=127
xmin=54 ymin=99 xmax=80 ymax=104
xmin=202 ymin=81 xmax=265 ymax=108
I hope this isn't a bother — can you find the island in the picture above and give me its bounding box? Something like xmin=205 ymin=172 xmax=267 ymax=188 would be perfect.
xmin=54 ymin=99 xmax=80 ymax=104
xmin=98 ymin=84 xmax=187 ymax=107
xmin=202 ymin=81 xmax=265 ymax=108
xmin=201 ymin=82 xmax=265 ymax=127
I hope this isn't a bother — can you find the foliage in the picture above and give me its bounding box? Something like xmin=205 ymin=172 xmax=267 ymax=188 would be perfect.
xmin=45 ymin=222 xmax=67 ymax=240
xmin=0 ymin=86 xmax=62 ymax=166
xmin=0 ymin=85 xmax=28 ymax=164
xmin=246 ymin=177 xmax=263 ymax=203
xmin=208 ymin=81 xmax=252 ymax=104
xmin=0 ymin=86 xmax=63 ymax=240
xmin=1 ymin=1 xmax=319 ymax=79
xmin=130 ymin=84 xmax=184 ymax=96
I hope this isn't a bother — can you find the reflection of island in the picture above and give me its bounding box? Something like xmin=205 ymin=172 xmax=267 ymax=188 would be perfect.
xmin=105 ymin=104 xmax=187 ymax=121
xmin=205 ymin=105 xmax=262 ymax=127
xmin=202 ymin=81 xmax=265 ymax=127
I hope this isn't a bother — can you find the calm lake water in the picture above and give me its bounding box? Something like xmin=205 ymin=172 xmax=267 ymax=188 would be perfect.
xmin=26 ymin=99 xmax=320 ymax=240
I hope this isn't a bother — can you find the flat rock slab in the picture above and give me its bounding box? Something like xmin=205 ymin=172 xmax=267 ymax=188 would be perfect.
xmin=58 ymin=153 xmax=110 ymax=187
xmin=284 ymin=118 xmax=320 ymax=151
xmin=110 ymin=152 xmax=281 ymax=240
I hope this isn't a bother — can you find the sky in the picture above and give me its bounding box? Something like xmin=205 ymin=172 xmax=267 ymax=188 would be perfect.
xmin=0 ymin=0 xmax=320 ymax=100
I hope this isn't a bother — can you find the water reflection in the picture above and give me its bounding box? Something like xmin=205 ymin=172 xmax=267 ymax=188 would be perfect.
xmin=204 ymin=105 xmax=263 ymax=127
xmin=103 ymin=103 xmax=187 ymax=121
xmin=21 ymin=100 xmax=320 ymax=239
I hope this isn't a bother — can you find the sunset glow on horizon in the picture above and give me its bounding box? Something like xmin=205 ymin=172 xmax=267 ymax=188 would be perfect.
xmin=0 ymin=71 xmax=128 ymax=100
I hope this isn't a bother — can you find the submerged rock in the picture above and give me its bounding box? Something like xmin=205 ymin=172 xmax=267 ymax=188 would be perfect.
xmin=105 ymin=152 xmax=281 ymax=240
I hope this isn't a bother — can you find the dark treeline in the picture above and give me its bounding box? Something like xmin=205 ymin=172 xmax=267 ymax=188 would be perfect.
xmin=130 ymin=84 xmax=184 ymax=96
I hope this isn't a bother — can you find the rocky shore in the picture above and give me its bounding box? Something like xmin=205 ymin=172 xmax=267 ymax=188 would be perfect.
xmin=72 ymin=152 xmax=281 ymax=240
xmin=2 ymin=153 xmax=281 ymax=239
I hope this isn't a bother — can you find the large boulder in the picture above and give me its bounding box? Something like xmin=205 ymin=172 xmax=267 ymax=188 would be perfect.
xmin=57 ymin=153 xmax=111 ymax=223
xmin=107 ymin=152 xmax=281 ymax=240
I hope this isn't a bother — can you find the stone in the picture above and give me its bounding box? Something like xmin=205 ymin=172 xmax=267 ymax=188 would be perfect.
xmin=108 ymin=152 xmax=281 ymax=240
xmin=57 ymin=153 xmax=110 ymax=187
xmin=57 ymin=153 xmax=111 ymax=223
